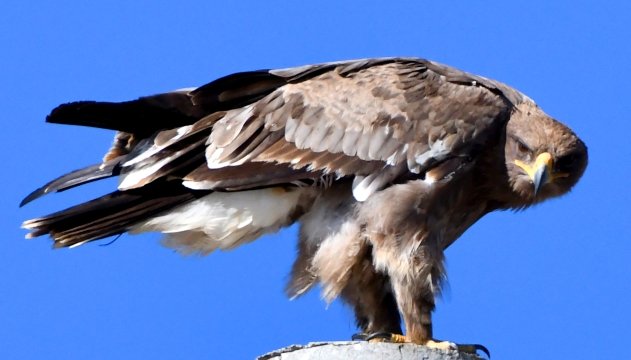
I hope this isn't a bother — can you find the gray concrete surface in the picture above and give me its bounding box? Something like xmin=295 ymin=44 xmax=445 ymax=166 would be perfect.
xmin=257 ymin=341 xmax=485 ymax=360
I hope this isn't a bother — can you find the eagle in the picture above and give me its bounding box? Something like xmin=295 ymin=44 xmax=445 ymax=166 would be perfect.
xmin=21 ymin=57 xmax=587 ymax=355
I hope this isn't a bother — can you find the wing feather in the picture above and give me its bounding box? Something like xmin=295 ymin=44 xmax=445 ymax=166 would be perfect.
xmin=24 ymin=57 xmax=528 ymax=248
xmin=190 ymin=58 xmax=519 ymax=200
xmin=38 ymin=58 xmax=519 ymax=205
xmin=20 ymin=158 xmax=122 ymax=207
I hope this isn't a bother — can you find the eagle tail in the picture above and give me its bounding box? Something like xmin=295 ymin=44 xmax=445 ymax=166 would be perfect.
xmin=21 ymin=181 xmax=203 ymax=248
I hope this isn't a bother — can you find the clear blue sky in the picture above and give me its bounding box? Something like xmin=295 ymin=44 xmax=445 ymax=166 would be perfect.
xmin=2 ymin=1 xmax=629 ymax=359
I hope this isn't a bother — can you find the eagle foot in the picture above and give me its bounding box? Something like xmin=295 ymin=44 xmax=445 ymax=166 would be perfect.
xmin=351 ymin=332 xmax=406 ymax=343
xmin=352 ymin=332 xmax=490 ymax=358
xmin=425 ymin=339 xmax=490 ymax=359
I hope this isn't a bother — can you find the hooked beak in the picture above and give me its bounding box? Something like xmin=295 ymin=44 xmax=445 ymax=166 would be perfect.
xmin=515 ymin=152 xmax=568 ymax=196
xmin=532 ymin=158 xmax=550 ymax=196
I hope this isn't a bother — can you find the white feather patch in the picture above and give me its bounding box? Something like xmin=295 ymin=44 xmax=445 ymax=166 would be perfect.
xmin=415 ymin=139 xmax=448 ymax=166
xmin=386 ymin=150 xmax=399 ymax=165
xmin=181 ymin=180 xmax=215 ymax=190
xmin=123 ymin=126 xmax=192 ymax=167
xmin=174 ymin=87 xmax=198 ymax=93
xmin=128 ymin=188 xmax=308 ymax=255
xmin=351 ymin=176 xmax=372 ymax=202
xmin=351 ymin=164 xmax=405 ymax=202
xmin=205 ymin=147 xmax=225 ymax=169
xmin=118 ymin=157 xmax=174 ymax=190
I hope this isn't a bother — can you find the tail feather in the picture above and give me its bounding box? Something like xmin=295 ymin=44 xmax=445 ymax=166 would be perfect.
xmin=22 ymin=181 xmax=208 ymax=248
xmin=20 ymin=158 xmax=123 ymax=207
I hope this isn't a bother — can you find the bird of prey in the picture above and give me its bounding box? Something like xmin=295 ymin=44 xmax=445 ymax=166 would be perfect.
xmin=21 ymin=57 xmax=587 ymax=355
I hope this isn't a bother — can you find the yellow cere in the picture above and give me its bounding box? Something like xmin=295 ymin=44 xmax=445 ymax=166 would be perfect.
xmin=514 ymin=152 xmax=569 ymax=183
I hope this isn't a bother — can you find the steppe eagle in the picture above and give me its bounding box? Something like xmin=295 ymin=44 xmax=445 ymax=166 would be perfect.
xmin=21 ymin=57 xmax=588 ymax=355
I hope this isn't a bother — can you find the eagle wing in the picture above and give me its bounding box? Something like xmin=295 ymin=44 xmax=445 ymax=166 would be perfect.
xmin=22 ymin=58 xmax=522 ymax=249
xmin=119 ymin=58 xmax=518 ymax=200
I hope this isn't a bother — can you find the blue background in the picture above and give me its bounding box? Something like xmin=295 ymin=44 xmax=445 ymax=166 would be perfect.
xmin=2 ymin=1 xmax=629 ymax=359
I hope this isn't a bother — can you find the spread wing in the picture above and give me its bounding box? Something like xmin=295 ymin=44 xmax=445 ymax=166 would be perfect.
xmin=22 ymin=57 xmax=524 ymax=248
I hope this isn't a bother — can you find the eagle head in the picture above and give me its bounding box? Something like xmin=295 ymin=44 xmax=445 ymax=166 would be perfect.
xmin=504 ymin=101 xmax=588 ymax=205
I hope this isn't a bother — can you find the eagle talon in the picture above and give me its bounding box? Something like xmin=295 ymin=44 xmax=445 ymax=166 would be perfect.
xmin=424 ymin=339 xmax=490 ymax=358
xmin=351 ymin=333 xmax=369 ymax=341
xmin=457 ymin=344 xmax=491 ymax=359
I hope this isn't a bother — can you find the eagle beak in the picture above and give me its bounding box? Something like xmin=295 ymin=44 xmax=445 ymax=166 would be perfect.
xmin=532 ymin=157 xmax=550 ymax=196
xmin=515 ymin=152 xmax=567 ymax=196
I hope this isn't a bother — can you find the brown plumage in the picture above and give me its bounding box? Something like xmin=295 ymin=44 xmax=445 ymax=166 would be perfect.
xmin=21 ymin=57 xmax=587 ymax=352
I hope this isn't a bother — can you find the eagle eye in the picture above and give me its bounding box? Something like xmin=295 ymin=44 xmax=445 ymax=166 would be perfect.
xmin=516 ymin=140 xmax=529 ymax=154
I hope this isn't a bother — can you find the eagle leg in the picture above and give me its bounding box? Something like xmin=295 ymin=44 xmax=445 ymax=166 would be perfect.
xmin=339 ymin=248 xmax=402 ymax=335
xmin=388 ymin=268 xmax=491 ymax=359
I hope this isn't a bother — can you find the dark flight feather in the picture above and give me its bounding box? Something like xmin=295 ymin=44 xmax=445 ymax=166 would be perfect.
xmin=23 ymin=181 xmax=207 ymax=247
xmin=46 ymin=92 xmax=206 ymax=135
xmin=20 ymin=158 xmax=122 ymax=207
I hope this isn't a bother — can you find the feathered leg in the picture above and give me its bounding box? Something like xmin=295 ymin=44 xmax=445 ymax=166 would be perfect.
xmin=340 ymin=245 xmax=402 ymax=335
xmin=379 ymin=246 xmax=489 ymax=358
xmin=389 ymin=269 xmax=438 ymax=344
xmin=354 ymin=178 xmax=489 ymax=356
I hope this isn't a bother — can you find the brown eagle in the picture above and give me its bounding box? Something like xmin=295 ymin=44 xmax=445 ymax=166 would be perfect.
xmin=22 ymin=58 xmax=587 ymax=355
